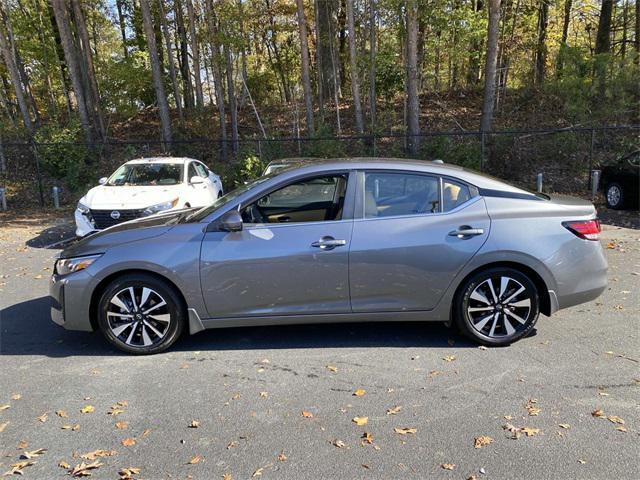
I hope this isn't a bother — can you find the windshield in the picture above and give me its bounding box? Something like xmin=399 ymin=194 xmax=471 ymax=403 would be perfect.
xmin=264 ymin=164 xmax=290 ymax=175
xmin=187 ymin=176 xmax=271 ymax=222
xmin=107 ymin=163 xmax=184 ymax=186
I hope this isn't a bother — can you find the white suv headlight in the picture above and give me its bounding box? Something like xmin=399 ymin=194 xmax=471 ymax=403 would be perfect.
xmin=55 ymin=254 xmax=102 ymax=276
xmin=77 ymin=202 xmax=90 ymax=214
xmin=143 ymin=198 xmax=178 ymax=216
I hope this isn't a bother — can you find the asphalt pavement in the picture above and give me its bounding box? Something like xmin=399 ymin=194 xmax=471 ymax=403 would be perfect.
xmin=0 ymin=211 xmax=638 ymax=480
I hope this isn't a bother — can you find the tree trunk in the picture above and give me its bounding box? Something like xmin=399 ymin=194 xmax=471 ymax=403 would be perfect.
xmin=158 ymin=0 xmax=183 ymax=121
xmin=140 ymin=0 xmax=173 ymax=148
xmin=116 ymin=0 xmax=129 ymax=58
xmin=71 ymin=0 xmax=106 ymax=140
xmin=556 ymin=0 xmax=572 ymax=77
xmin=186 ymin=0 xmax=204 ymax=108
xmin=369 ymin=0 xmax=376 ymax=134
xmin=175 ymin=0 xmax=194 ymax=109
xmin=534 ymin=0 xmax=549 ymax=86
xmin=224 ymin=44 xmax=239 ymax=154
xmin=51 ymin=0 xmax=93 ymax=143
xmin=594 ymin=0 xmax=613 ymax=99
xmin=405 ymin=0 xmax=420 ymax=155
xmin=47 ymin=0 xmax=73 ymax=116
xmin=480 ymin=0 xmax=501 ymax=133
xmin=204 ymin=0 xmax=228 ymax=159
xmin=296 ymin=0 xmax=315 ymax=135
xmin=0 ymin=6 xmax=33 ymax=134
xmin=316 ymin=0 xmax=336 ymax=106
xmin=346 ymin=0 xmax=363 ymax=135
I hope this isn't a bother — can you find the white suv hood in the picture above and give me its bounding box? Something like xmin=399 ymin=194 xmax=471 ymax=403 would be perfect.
xmin=81 ymin=184 xmax=182 ymax=210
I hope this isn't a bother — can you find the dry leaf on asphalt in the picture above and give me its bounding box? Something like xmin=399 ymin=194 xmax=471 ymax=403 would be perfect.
xmin=526 ymin=402 xmax=541 ymax=416
xmin=69 ymin=460 xmax=103 ymax=477
xmin=521 ymin=427 xmax=541 ymax=437
xmin=441 ymin=463 xmax=456 ymax=470
xmin=0 ymin=422 xmax=8 ymax=433
xmin=37 ymin=412 xmax=48 ymax=422
xmin=332 ymin=439 xmax=346 ymax=448
xmin=616 ymin=426 xmax=628 ymax=432
xmin=222 ymin=473 xmax=233 ymax=480
xmin=474 ymin=436 xmax=493 ymax=448
xmin=55 ymin=410 xmax=68 ymax=418
xmin=361 ymin=432 xmax=373 ymax=445
xmin=58 ymin=461 xmax=70 ymax=469
xmin=326 ymin=365 xmax=338 ymax=372
xmin=121 ymin=438 xmax=136 ymax=447
xmin=80 ymin=449 xmax=117 ymax=460
xmin=352 ymin=416 xmax=369 ymax=426
xmin=4 ymin=460 xmax=35 ymax=476
xmin=10 ymin=394 xmax=21 ymax=400
xmin=80 ymin=405 xmax=95 ymax=414
xmin=115 ymin=421 xmax=129 ymax=429
xmin=61 ymin=424 xmax=80 ymax=431
xmin=17 ymin=440 xmax=28 ymax=449
xmin=252 ymin=467 xmax=265 ymax=477
xmin=188 ymin=455 xmax=203 ymax=465
xmin=442 ymin=355 xmax=456 ymax=362
xmin=259 ymin=392 xmax=268 ymax=398
xmin=21 ymin=448 xmax=47 ymax=459
xmin=0 ymin=405 xmax=10 ymax=411
xmin=301 ymin=411 xmax=313 ymax=418
xmin=277 ymin=451 xmax=287 ymax=461
xmin=394 ymin=427 xmax=417 ymax=435
xmin=353 ymin=389 xmax=366 ymax=397
xmin=607 ymin=416 xmax=625 ymax=424
xmin=559 ymin=424 xmax=571 ymax=429
xmin=591 ymin=409 xmax=605 ymax=418
xmin=386 ymin=406 xmax=402 ymax=415
xmin=119 ymin=467 xmax=141 ymax=479
xmin=189 ymin=420 xmax=200 ymax=428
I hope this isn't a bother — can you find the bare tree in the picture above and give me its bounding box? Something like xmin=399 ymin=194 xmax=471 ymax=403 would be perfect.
xmin=186 ymin=0 xmax=204 ymax=108
xmin=346 ymin=0 xmax=363 ymax=135
xmin=594 ymin=0 xmax=613 ymax=99
xmin=140 ymin=0 xmax=173 ymax=147
xmin=533 ymin=0 xmax=549 ymax=86
xmin=158 ymin=0 xmax=183 ymax=121
xmin=175 ymin=0 xmax=194 ymax=109
xmin=296 ymin=0 xmax=315 ymax=135
xmin=116 ymin=0 xmax=129 ymax=58
xmin=51 ymin=0 xmax=93 ymax=143
xmin=369 ymin=0 xmax=376 ymax=134
xmin=480 ymin=0 xmax=501 ymax=133
xmin=556 ymin=0 xmax=572 ymax=77
xmin=405 ymin=0 xmax=420 ymax=155
xmin=224 ymin=43 xmax=239 ymax=154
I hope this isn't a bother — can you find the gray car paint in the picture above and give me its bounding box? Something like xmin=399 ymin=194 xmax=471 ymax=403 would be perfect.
xmin=50 ymin=158 xmax=608 ymax=336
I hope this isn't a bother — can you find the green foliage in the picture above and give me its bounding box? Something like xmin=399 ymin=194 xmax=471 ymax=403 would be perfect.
xmin=34 ymin=122 xmax=88 ymax=190
xmin=421 ymin=136 xmax=482 ymax=170
xmin=100 ymin=52 xmax=156 ymax=113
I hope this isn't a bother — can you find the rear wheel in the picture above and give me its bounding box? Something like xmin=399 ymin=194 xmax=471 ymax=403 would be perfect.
xmin=97 ymin=274 xmax=185 ymax=354
xmin=454 ymin=267 xmax=539 ymax=346
xmin=605 ymin=183 xmax=624 ymax=210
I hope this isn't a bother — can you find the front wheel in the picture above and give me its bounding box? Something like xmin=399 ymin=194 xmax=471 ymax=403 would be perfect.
xmin=454 ymin=267 xmax=539 ymax=346
xmin=97 ymin=274 xmax=185 ymax=354
xmin=605 ymin=183 xmax=624 ymax=210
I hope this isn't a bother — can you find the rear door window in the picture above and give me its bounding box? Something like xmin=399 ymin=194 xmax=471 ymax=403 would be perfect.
xmin=364 ymin=172 xmax=440 ymax=218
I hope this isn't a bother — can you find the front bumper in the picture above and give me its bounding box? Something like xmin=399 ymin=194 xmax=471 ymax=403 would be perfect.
xmin=75 ymin=209 xmax=97 ymax=237
xmin=49 ymin=271 xmax=95 ymax=332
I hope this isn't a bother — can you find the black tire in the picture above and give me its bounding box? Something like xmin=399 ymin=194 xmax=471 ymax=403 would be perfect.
xmin=97 ymin=273 xmax=185 ymax=354
xmin=605 ymin=182 xmax=624 ymax=210
xmin=454 ymin=267 xmax=540 ymax=346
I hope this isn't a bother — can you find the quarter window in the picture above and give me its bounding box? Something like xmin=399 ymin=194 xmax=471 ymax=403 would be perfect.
xmin=442 ymin=179 xmax=471 ymax=211
xmin=364 ymin=172 xmax=440 ymax=218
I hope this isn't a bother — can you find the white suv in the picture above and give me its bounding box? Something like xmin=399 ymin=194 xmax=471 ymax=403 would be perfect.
xmin=75 ymin=157 xmax=223 ymax=237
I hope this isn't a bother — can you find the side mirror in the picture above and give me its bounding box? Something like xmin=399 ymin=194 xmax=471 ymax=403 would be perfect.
xmin=190 ymin=176 xmax=205 ymax=184
xmin=216 ymin=210 xmax=243 ymax=232
xmin=98 ymin=177 xmax=108 ymax=185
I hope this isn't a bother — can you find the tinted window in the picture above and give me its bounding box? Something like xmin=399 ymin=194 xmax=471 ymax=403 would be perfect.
xmin=242 ymin=175 xmax=348 ymax=224
xmin=107 ymin=163 xmax=184 ymax=186
xmin=364 ymin=172 xmax=439 ymax=218
xmin=443 ymin=179 xmax=471 ymax=211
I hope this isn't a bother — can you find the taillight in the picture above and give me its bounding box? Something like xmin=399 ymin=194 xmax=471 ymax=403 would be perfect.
xmin=562 ymin=219 xmax=601 ymax=241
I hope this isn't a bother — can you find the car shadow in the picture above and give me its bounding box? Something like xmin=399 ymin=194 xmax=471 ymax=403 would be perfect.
xmin=598 ymin=207 xmax=639 ymax=230
xmin=25 ymin=222 xmax=77 ymax=250
xmin=1 ymin=296 xmax=478 ymax=357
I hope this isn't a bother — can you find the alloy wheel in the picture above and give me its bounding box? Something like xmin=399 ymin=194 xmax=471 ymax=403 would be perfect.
xmin=606 ymin=185 xmax=621 ymax=207
xmin=107 ymin=286 xmax=171 ymax=348
xmin=466 ymin=276 xmax=532 ymax=338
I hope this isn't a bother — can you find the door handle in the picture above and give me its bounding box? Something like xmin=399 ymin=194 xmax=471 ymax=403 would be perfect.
xmin=311 ymin=236 xmax=347 ymax=250
xmin=448 ymin=226 xmax=484 ymax=238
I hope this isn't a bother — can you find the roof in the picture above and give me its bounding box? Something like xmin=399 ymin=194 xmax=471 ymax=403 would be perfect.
xmin=126 ymin=157 xmax=197 ymax=165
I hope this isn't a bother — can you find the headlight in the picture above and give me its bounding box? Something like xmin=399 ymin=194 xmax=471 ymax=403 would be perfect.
xmin=77 ymin=202 xmax=90 ymax=214
xmin=55 ymin=254 xmax=102 ymax=276
xmin=143 ymin=198 xmax=178 ymax=216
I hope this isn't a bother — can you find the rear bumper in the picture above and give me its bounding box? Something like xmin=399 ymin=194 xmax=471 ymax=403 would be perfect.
xmin=49 ymin=272 xmax=95 ymax=332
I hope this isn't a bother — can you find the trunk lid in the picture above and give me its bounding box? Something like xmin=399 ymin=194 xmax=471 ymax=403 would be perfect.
xmin=546 ymin=194 xmax=597 ymax=216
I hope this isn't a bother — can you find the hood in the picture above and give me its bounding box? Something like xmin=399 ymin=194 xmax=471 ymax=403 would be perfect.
xmin=81 ymin=184 xmax=183 ymax=209
xmin=61 ymin=209 xmax=192 ymax=258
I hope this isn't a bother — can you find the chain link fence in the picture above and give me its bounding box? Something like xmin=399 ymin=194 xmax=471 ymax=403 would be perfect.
xmin=0 ymin=125 xmax=638 ymax=210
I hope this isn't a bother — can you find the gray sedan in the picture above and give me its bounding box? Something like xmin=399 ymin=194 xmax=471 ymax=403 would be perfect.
xmin=50 ymin=158 xmax=608 ymax=354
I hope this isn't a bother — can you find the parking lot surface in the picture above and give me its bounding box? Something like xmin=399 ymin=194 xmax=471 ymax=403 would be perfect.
xmin=0 ymin=211 xmax=638 ymax=479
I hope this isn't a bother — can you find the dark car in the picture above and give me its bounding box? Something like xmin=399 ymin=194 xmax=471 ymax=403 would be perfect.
xmin=601 ymin=150 xmax=639 ymax=210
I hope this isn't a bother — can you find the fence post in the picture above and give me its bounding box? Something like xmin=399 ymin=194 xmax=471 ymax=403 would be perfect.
xmin=0 ymin=187 xmax=6 ymax=211
xmin=536 ymin=173 xmax=543 ymax=193
xmin=52 ymin=186 xmax=60 ymax=209
xmin=591 ymin=170 xmax=600 ymax=202
xmin=588 ymin=128 xmax=595 ymax=177
xmin=372 ymin=135 xmax=377 ymax=157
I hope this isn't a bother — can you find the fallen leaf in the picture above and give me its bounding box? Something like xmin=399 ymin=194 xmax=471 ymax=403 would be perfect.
xmin=121 ymin=438 xmax=136 ymax=447
xmin=559 ymin=424 xmax=571 ymax=429
xmin=10 ymin=394 xmax=21 ymax=401
xmin=361 ymin=432 xmax=373 ymax=444
xmin=59 ymin=461 xmax=70 ymax=469
xmin=521 ymin=427 xmax=541 ymax=437
xmin=615 ymin=426 xmax=628 ymax=433
xmin=474 ymin=436 xmax=493 ymax=448
xmin=0 ymin=405 xmax=10 ymax=411
xmin=80 ymin=405 xmax=95 ymax=414
xmin=227 ymin=441 xmax=238 ymax=449
xmin=443 ymin=355 xmax=456 ymax=362
xmin=3 ymin=460 xmax=35 ymax=476
xmin=332 ymin=439 xmax=346 ymax=448
xmin=578 ymin=459 xmax=587 ymax=464
xmin=252 ymin=467 xmax=264 ymax=477
xmin=61 ymin=424 xmax=80 ymax=431
xmin=394 ymin=427 xmax=417 ymax=435
xmin=141 ymin=429 xmax=151 ymax=437
xmin=69 ymin=460 xmax=103 ymax=477
xmin=591 ymin=409 xmax=605 ymax=418
xmin=222 ymin=474 xmax=233 ymax=480
xmin=478 ymin=346 xmax=488 ymax=350
xmin=352 ymin=416 xmax=368 ymax=426
xmin=189 ymin=420 xmax=200 ymax=428
xmin=37 ymin=412 xmax=48 ymax=422
xmin=301 ymin=411 xmax=313 ymax=418
xmin=277 ymin=451 xmax=287 ymax=461
xmin=56 ymin=410 xmax=68 ymax=418
xmin=17 ymin=440 xmax=28 ymax=449
xmin=115 ymin=421 xmax=129 ymax=430
xmin=353 ymin=389 xmax=366 ymax=397
xmin=118 ymin=467 xmax=141 ymax=479
xmin=386 ymin=406 xmax=402 ymax=415
xmin=526 ymin=403 xmax=541 ymax=416
xmin=188 ymin=455 xmax=202 ymax=465
xmin=326 ymin=365 xmax=338 ymax=372
xmin=0 ymin=422 xmax=8 ymax=433
xmin=21 ymin=448 xmax=47 ymax=459
xmin=441 ymin=463 xmax=456 ymax=470
xmin=80 ymin=449 xmax=117 ymax=460
xmin=607 ymin=416 xmax=625 ymax=424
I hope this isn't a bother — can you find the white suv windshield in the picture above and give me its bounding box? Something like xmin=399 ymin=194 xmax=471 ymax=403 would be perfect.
xmin=107 ymin=163 xmax=184 ymax=186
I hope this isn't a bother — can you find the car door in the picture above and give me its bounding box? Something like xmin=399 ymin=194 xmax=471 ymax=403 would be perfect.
xmin=195 ymin=161 xmax=222 ymax=198
xmin=200 ymin=171 xmax=355 ymax=318
xmin=349 ymin=170 xmax=490 ymax=312
xmin=186 ymin=161 xmax=212 ymax=207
